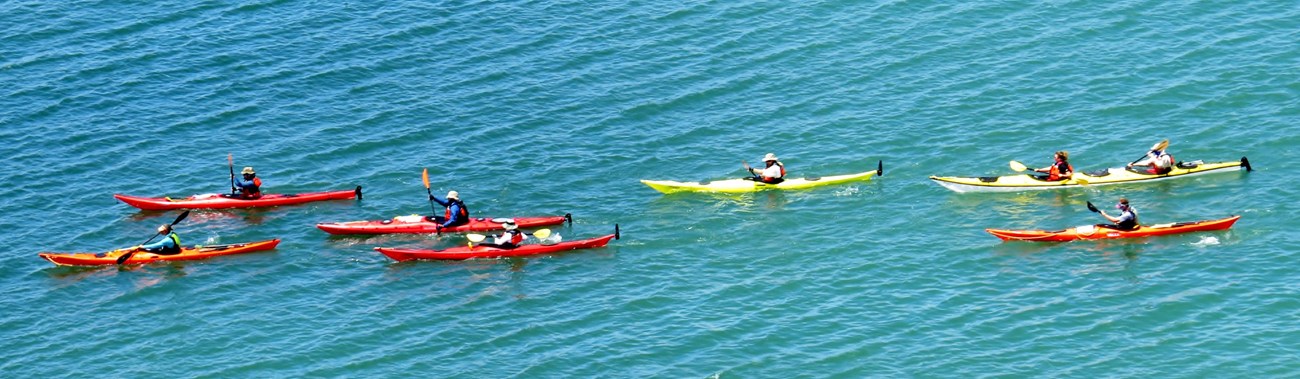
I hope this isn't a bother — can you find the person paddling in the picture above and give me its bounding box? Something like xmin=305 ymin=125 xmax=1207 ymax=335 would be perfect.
xmin=1128 ymin=140 xmax=1174 ymax=174
xmin=136 ymin=224 xmax=182 ymax=255
xmin=1033 ymin=151 xmax=1073 ymax=181
xmin=231 ymin=166 xmax=263 ymax=199
xmin=429 ymin=190 xmax=470 ymax=228
xmin=477 ymin=219 xmax=525 ymax=249
xmin=1097 ymin=198 xmax=1140 ymax=231
xmin=743 ymin=153 xmax=786 ymax=184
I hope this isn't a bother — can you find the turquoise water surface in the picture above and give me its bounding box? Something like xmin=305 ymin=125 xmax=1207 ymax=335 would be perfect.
xmin=2 ymin=1 xmax=1298 ymax=377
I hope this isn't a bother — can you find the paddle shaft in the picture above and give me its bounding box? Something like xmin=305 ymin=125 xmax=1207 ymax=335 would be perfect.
xmin=228 ymin=154 xmax=236 ymax=193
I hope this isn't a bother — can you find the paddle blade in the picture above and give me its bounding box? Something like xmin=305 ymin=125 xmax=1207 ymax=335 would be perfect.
xmin=1153 ymin=139 xmax=1169 ymax=151
xmin=1009 ymin=160 xmax=1028 ymax=172
xmin=531 ymin=229 xmax=551 ymax=239
xmin=1086 ymin=201 xmax=1099 ymax=213
xmin=115 ymin=248 xmax=139 ymax=265
xmin=422 ymin=168 xmax=430 ymax=189
xmin=170 ymin=210 xmax=191 ymax=226
xmin=228 ymin=153 xmax=233 ymax=165
xmin=467 ymin=234 xmax=487 ymax=243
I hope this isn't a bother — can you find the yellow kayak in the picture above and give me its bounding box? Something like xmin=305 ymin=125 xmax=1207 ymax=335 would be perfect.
xmin=642 ymin=161 xmax=882 ymax=194
xmin=930 ymin=157 xmax=1250 ymax=193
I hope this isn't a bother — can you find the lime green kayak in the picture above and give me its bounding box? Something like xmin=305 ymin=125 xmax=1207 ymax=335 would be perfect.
xmin=930 ymin=157 xmax=1250 ymax=193
xmin=642 ymin=161 xmax=882 ymax=194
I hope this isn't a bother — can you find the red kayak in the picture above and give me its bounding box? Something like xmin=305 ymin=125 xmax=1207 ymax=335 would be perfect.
xmin=115 ymin=186 xmax=361 ymax=210
xmin=374 ymin=225 xmax=620 ymax=261
xmin=39 ymin=239 xmax=281 ymax=266
xmin=986 ymin=215 xmax=1241 ymax=242
xmin=316 ymin=213 xmax=571 ymax=235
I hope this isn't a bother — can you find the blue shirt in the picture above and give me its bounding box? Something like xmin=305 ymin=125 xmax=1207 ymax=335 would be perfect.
xmin=430 ymin=196 xmax=466 ymax=228
xmin=141 ymin=233 xmax=180 ymax=252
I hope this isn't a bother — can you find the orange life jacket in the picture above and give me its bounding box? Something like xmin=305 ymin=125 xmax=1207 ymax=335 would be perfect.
xmin=444 ymin=199 xmax=469 ymax=220
xmin=1048 ymin=161 xmax=1073 ymax=181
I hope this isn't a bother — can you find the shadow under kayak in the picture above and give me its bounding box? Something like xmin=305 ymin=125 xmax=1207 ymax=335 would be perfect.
xmin=374 ymin=226 xmax=620 ymax=261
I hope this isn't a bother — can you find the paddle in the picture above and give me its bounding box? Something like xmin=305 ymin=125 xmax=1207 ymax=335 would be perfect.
xmin=1128 ymin=139 xmax=1170 ymax=166
xmin=1086 ymin=201 xmax=1100 ymax=213
xmin=421 ymin=168 xmax=442 ymax=234
xmin=1009 ymin=160 xmax=1029 ymax=172
xmin=466 ymin=228 xmax=553 ymax=248
xmin=116 ymin=210 xmax=191 ymax=265
xmin=741 ymin=160 xmax=761 ymax=179
xmin=228 ymin=153 xmax=236 ymax=194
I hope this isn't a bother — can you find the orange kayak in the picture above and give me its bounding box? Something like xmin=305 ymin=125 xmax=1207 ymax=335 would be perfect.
xmin=986 ymin=216 xmax=1240 ymax=242
xmin=39 ymin=239 xmax=281 ymax=266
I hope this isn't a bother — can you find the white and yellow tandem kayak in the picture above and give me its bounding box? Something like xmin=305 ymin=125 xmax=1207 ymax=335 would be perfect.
xmin=930 ymin=157 xmax=1251 ymax=193
xmin=642 ymin=161 xmax=883 ymax=194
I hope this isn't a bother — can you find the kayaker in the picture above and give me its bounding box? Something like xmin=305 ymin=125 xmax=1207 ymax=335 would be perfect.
xmin=1128 ymin=142 xmax=1174 ymax=174
xmin=231 ymin=166 xmax=263 ymax=199
xmin=1097 ymin=198 xmax=1140 ymax=230
xmin=1033 ymin=151 xmax=1073 ymax=181
xmin=743 ymin=153 xmax=786 ymax=184
xmin=136 ymin=224 xmax=182 ymax=255
xmin=478 ymin=220 xmax=525 ymax=249
xmin=429 ymin=190 xmax=470 ymax=228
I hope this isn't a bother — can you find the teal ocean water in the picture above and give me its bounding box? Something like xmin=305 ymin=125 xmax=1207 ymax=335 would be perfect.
xmin=3 ymin=1 xmax=1298 ymax=376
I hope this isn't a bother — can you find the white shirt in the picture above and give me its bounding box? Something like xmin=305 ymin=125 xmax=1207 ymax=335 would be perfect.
xmin=1137 ymin=151 xmax=1173 ymax=168
xmin=761 ymin=164 xmax=783 ymax=178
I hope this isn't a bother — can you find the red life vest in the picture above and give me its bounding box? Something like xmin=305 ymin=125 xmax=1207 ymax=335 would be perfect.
xmin=505 ymin=229 xmax=524 ymax=245
xmin=444 ymin=199 xmax=469 ymax=220
xmin=1146 ymin=153 xmax=1174 ymax=174
xmin=241 ymin=177 xmax=262 ymax=199
xmin=1048 ymin=161 xmax=1073 ymax=181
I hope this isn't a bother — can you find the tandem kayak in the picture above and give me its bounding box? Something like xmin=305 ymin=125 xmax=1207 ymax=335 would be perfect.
xmin=930 ymin=157 xmax=1251 ymax=193
xmin=374 ymin=226 xmax=620 ymax=261
xmin=39 ymin=239 xmax=281 ymax=266
xmin=986 ymin=216 xmax=1240 ymax=242
xmin=642 ymin=161 xmax=882 ymax=194
xmin=316 ymin=213 xmax=572 ymax=235
xmin=115 ymin=186 xmax=362 ymax=210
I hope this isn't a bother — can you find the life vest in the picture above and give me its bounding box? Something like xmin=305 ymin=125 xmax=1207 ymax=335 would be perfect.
xmin=1147 ymin=152 xmax=1174 ymax=174
xmin=240 ymin=177 xmax=262 ymax=199
xmin=1117 ymin=207 xmax=1139 ymax=230
xmin=444 ymin=199 xmax=469 ymax=221
xmin=762 ymin=162 xmax=786 ymax=179
xmin=1048 ymin=161 xmax=1074 ymax=181
xmin=502 ymin=229 xmax=525 ymax=245
xmin=161 ymin=232 xmax=182 ymax=255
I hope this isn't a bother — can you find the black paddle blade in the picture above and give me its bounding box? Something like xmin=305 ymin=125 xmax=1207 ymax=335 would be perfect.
xmin=115 ymin=249 xmax=138 ymax=265
xmin=877 ymin=160 xmax=884 ymax=176
xmin=171 ymin=210 xmax=191 ymax=226
xmin=1086 ymin=201 xmax=1099 ymax=213
xmin=614 ymin=224 xmax=620 ymax=240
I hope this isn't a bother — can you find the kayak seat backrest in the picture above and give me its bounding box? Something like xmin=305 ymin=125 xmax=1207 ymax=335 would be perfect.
xmin=1176 ymin=161 xmax=1202 ymax=169
xmin=1086 ymin=169 xmax=1110 ymax=177
xmin=978 ymin=176 xmax=999 ymax=183
xmin=381 ymin=219 xmax=394 ymax=224
xmin=806 ymin=176 xmax=822 ymax=181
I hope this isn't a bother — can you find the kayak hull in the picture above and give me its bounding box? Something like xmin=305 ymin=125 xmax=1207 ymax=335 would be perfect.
xmin=375 ymin=234 xmax=616 ymax=261
xmin=115 ymin=186 xmax=361 ymax=210
xmin=316 ymin=214 xmax=571 ymax=235
xmin=39 ymin=239 xmax=281 ymax=266
xmin=986 ymin=216 xmax=1241 ymax=242
xmin=931 ymin=158 xmax=1249 ymax=193
xmin=642 ymin=161 xmax=882 ymax=194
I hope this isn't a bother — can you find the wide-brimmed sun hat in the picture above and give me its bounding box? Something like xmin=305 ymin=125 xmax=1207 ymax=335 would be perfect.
xmin=446 ymin=190 xmax=459 ymax=200
xmin=241 ymin=167 xmax=255 ymax=174
xmin=763 ymin=153 xmax=779 ymax=162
